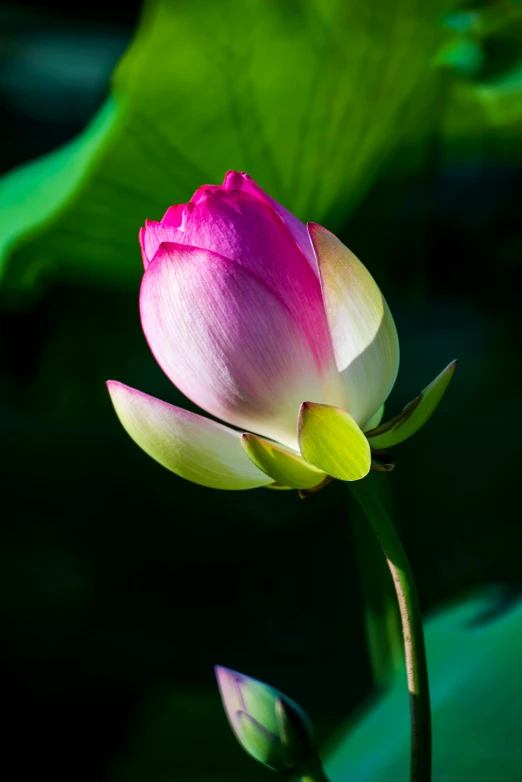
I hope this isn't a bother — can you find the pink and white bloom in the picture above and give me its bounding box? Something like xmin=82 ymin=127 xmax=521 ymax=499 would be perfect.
xmin=107 ymin=172 xmax=455 ymax=492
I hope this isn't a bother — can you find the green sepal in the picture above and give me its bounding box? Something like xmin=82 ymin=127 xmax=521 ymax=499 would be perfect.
xmin=298 ymin=402 xmax=371 ymax=482
xmin=367 ymin=360 xmax=457 ymax=449
xmin=275 ymin=696 xmax=314 ymax=767
xmin=242 ymin=433 xmax=326 ymax=490
xmin=235 ymin=710 xmax=286 ymax=770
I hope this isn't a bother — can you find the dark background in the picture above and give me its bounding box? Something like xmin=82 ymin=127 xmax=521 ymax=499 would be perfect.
xmin=1 ymin=1 xmax=521 ymax=780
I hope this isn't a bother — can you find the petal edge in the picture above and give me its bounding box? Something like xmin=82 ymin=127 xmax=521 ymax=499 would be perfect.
xmin=367 ymin=360 xmax=457 ymax=449
xmin=107 ymin=381 xmax=272 ymax=490
xmin=308 ymin=223 xmax=400 ymax=427
xmin=242 ymin=433 xmax=326 ymax=489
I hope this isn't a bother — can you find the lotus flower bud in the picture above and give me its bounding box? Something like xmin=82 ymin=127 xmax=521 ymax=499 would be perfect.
xmin=107 ymin=171 xmax=456 ymax=492
xmin=215 ymin=665 xmax=315 ymax=773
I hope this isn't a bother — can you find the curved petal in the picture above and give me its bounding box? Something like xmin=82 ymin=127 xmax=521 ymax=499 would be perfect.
xmin=235 ymin=711 xmax=284 ymax=769
xmin=363 ymin=404 xmax=385 ymax=432
xmin=215 ymin=666 xmax=278 ymax=736
xmin=179 ymin=186 xmax=324 ymax=323
xmin=367 ymin=360 xmax=457 ymax=449
xmin=308 ymin=223 xmax=400 ymax=428
xmin=140 ymin=243 xmax=346 ymax=449
xmin=106 ymin=381 xmax=272 ymax=490
xmin=140 ymin=190 xmax=342 ymax=411
xmin=222 ymin=171 xmax=318 ymax=274
xmin=298 ymin=401 xmax=371 ymax=482
xmin=241 ymin=433 xmax=326 ymax=490
xmin=140 ymin=171 xmax=318 ymax=278
xmin=139 ymin=218 xmax=185 ymax=268
xmin=140 ymin=203 xmax=195 ymax=267
xmin=161 ymin=203 xmax=186 ymax=227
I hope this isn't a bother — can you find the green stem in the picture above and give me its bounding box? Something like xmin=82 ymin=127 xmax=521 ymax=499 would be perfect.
xmin=300 ymin=766 xmax=331 ymax=782
xmin=298 ymin=753 xmax=331 ymax=782
xmin=350 ymin=477 xmax=432 ymax=782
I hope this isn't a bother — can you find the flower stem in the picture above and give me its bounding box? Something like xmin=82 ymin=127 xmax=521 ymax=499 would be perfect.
xmin=300 ymin=762 xmax=331 ymax=782
xmin=350 ymin=477 xmax=432 ymax=782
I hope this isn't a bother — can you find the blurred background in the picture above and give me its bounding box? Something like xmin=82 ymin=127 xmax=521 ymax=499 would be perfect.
xmin=1 ymin=1 xmax=521 ymax=780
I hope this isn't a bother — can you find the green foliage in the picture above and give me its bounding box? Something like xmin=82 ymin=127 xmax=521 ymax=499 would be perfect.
xmin=110 ymin=687 xmax=270 ymax=782
xmin=325 ymin=592 xmax=522 ymax=781
xmin=0 ymin=0 xmax=453 ymax=301
xmin=108 ymin=594 xmax=522 ymax=781
xmin=0 ymin=98 xmax=124 ymax=300
xmin=438 ymin=1 xmax=522 ymax=160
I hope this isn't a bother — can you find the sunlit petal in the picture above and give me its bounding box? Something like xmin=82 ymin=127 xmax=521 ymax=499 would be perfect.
xmin=107 ymin=381 xmax=272 ymax=489
xmin=242 ymin=433 xmax=326 ymax=489
xmin=298 ymin=401 xmax=371 ymax=481
xmin=140 ymin=242 xmax=345 ymax=449
xmin=308 ymin=223 xmax=400 ymax=427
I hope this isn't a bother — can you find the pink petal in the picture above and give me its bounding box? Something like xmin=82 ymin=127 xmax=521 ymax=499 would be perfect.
xmin=139 ymin=171 xmax=317 ymax=273
xmin=140 ymin=204 xmax=194 ymax=268
xmin=140 ymin=243 xmax=346 ymax=450
xmin=161 ymin=203 xmax=186 ymax=227
xmin=139 ymin=218 xmax=185 ymax=268
xmin=142 ymin=183 xmax=341 ymax=401
xmin=179 ymin=185 xmax=319 ymax=299
xmin=221 ymin=171 xmax=318 ymax=274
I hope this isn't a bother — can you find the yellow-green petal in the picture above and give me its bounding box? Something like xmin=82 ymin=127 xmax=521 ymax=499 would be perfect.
xmin=107 ymin=381 xmax=272 ymax=490
xmin=298 ymin=402 xmax=371 ymax=482
xmin=367 ymin=360 xmax=457 ymax=449
xmin=242 ymin=433 xmax=326 ymax=490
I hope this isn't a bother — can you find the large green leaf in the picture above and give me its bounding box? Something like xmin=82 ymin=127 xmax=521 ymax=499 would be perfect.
xmin=438 ymin=1 xmax=522 ymax=161
xmin=324 ymin=591 xmax=522 ymax=781
xmin=0 ymin=0 xmax=453 ymax=300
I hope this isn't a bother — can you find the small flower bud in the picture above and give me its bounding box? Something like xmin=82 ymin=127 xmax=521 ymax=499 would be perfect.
xmin=215 ymin=665 xmax=314 ymax=773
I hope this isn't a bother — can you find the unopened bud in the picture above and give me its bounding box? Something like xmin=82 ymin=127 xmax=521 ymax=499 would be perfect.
xmin=215 ymin=665 xmax=314 ymax=773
